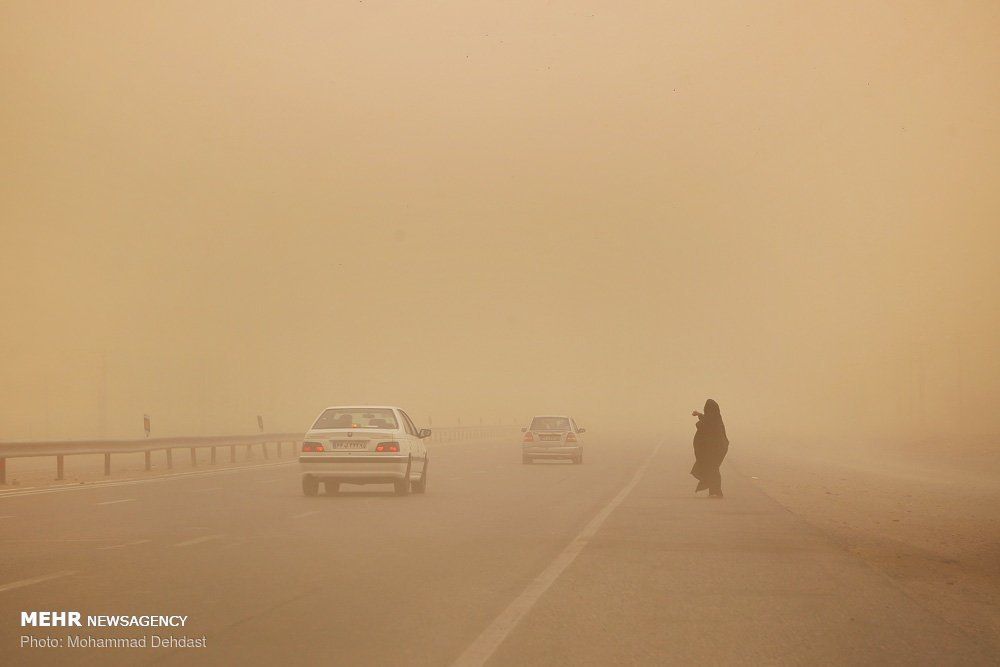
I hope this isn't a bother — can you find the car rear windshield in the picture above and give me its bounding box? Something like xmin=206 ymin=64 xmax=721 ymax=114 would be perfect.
xmin=312 ymin=408 xmax=399 ymax=430
xmin=530 ymin=416 xmax=571 ymax=431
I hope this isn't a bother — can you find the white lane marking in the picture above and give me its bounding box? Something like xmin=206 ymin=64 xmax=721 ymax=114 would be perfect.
xmin=174 ymin=534 xmax=225 ymax=548
xmin=0 ymin=570 xmax=77 ymax=594
xmin=451 ymin=442 xmax=663 ymax=667
xmin=291 ymin=510 xmax=320 ymax=519
xmin=258 ymin=478 xmax=282 ymax=484
xmin=96 ymin=498 xmax=136 ymax=506
xmin=189 ymin=487 xmax=222 ymax=493
xmin=98 ymin=539 xmax=152 ymax=550
xmin=0 ymin=460 xmax=295 ymax=500
xmin=1 ymin=538 xmax=106 ymax=544
xmin=0 ymin=515 xmax=13 ymax=519
xmin=219 ymin=539 xmax=248 ymax=549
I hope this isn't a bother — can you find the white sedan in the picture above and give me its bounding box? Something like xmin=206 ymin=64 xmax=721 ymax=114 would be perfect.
xmin=300 ymin=405 xmax=430 ymax=496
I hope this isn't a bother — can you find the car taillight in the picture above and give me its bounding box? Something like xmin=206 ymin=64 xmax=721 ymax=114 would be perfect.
xmin=522 ymin=432 xmax=534 ymax=443
xmin=302 ymin=442 xmax=325 ymax=452
xmin=375 ymin=442 xmax=400 ymax=452
xmin=566 ymin=433 xmax=577 ymax=443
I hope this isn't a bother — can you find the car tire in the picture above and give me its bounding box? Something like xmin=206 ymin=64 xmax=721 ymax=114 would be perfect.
xmin=394 ymin=460 xmax=412 ymax=496
xmin=324 ymin=481 xmax=340 ymax=495
xmin=302 ymin=476 xmax=319 ymax=497
xmin=412 ymin=459 xmax=428 ymax=494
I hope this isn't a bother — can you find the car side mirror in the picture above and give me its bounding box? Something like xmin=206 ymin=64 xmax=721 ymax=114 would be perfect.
xmin=578 ymin=428 xmax=586 ymax=434
xmin=520 ymin=427 xmax=527 ymax=432
xmin=418 ymin=428 xmax=432 ymax=439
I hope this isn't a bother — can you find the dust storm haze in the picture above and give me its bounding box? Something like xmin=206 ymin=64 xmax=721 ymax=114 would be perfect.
xmin=2 ymin=1 xmax=998 ymax=443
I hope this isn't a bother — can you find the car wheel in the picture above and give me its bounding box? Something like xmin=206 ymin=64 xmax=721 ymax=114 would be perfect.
xmin=522 ymin=454 xmax=532 ymax=464
xmin=324 ymin=481 xmax=340 ymax=495
xmin=394 ymin=460 xmax=412 ymax=496
xmin=575 ymin=453 xmax=583 ymax=464
xmin=302 ymin=476 xmax=319 ymax=497
xmin=411 ymin=460 xmax=428 ymax=494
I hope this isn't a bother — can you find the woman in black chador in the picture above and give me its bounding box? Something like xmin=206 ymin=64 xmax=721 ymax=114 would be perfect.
xmin=690 ymin=399 xmax=729 ymax=498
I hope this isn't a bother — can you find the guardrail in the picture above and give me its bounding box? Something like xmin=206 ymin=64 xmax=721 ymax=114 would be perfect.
xmin=0 ymin=425 xmax=519 ymax=484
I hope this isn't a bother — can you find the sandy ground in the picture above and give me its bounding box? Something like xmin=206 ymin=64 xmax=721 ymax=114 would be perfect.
xmin=734 ymin=436 xmax=1000 ymax=653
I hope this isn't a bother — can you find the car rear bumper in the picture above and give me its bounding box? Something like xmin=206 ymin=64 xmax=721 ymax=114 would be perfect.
xmin=300 ymin=455 xmax=409 ymax=482
xmin=523 ymin=445 xmax=582 ymax=459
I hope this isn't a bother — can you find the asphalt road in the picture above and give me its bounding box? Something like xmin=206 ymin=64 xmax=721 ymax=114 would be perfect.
xmin=1 ymin=436 xmax=995 ymax=666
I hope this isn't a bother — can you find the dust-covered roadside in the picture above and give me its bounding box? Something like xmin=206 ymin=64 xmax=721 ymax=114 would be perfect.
xmin=732 ymin=435 xmax=1000 ymax=652
xmin=0 ymin=449 xmax=297 ymax=492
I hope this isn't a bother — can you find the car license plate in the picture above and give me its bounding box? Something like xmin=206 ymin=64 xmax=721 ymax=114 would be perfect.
xmin=539 ymin=434 xmax=561 ymax=441
xmin=330 ymin=441 xmax=368 ymax=450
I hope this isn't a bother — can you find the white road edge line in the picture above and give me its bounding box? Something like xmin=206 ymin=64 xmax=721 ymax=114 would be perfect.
xmin=174 ymin=534 xmax=225 ymax=548
xmin=96 ymin=498 xmax=136 ymax=506
xmin=0 ymin=570 xmax=77 ymax=594
xmin=291 ymin=510 xmax=320 ymax=519
xmin=98 ymin=539 xmax=152 ymax=550
xmin=451 ymin=442 xmax=663 ymax=667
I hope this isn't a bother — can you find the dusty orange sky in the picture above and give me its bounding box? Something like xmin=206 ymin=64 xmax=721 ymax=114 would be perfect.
xmin=1 ymin=2 xmax=997 ymax=441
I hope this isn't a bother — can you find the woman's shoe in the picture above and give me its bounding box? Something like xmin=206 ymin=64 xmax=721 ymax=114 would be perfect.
xmin=709 ymin=492 xmax=724 ymax=499
xmin=695 ymin=481 xmax=708 ymax=492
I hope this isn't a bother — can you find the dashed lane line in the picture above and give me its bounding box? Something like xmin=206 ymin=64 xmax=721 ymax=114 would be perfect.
xmin=96 ymin=498 xmax=136 ymax=506
xmin=174 ymin=534 xmax=226 ymax=548
xmin=98 ymin=539 xmax=152 ymax=550
xmin=0 ymin=570 xmax=77 ymax=594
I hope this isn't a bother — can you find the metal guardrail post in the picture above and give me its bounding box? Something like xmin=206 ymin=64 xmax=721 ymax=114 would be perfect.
xmin=230 ymin=445 xmax=236 ymax=463
xmin=166 ymin=448 xmax=173 ymax=469
xmin=144 ymin=451 xmax=151 ymax=471
xmin=246 ymin=444 xmax=252 ymax=460
xmin=210 ymin=446 xmax=217 ymax=464
xmin=57 ymin=455 xmax=64 ymax=480
xmin=277 ymin=441 xmax=282 ymax=458
xmin=103 ymin=453 xmax=111 ymax=476
xmin=262 ymin=442 xmax=269 ymax=460
xmin=190 ymin=448 xmax=197 ymax=467
xmin=0 ymin=457 xmax=5 ymax=485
